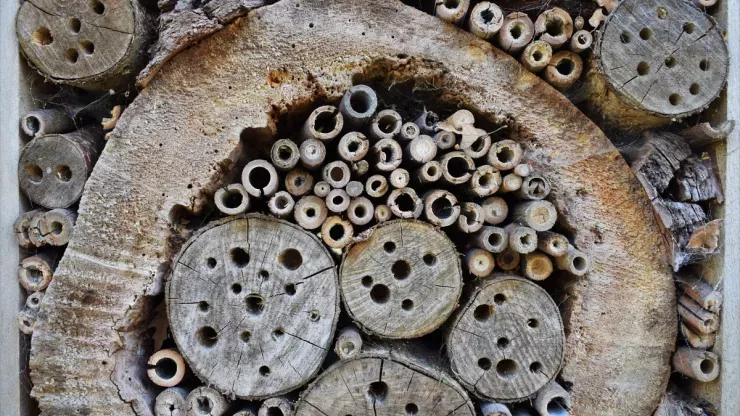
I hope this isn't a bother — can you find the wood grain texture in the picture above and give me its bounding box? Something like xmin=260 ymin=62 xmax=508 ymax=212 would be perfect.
xmin=340 ymin=220 xmax=462 ymax=339
xmin=29 ymin=1 xmax=675 ymax=414
xmin=447 ymin=274 xmax=564 ymax=402
xmin=596 ymin=0 xmax=728 ymax=117
xmin=167 ymin=215 xmax=338 ymax=399
xmin=294 ymin=346 xmax=476 ymax=416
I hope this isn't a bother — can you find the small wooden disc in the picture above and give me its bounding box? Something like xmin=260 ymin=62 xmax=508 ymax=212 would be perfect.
xmin=339 ymin=220 xmax=462 ymax=339
xmin=166 ymin=215 xmax=339 ymax=399
xmin=294 ymin=349 xmax=476 ymax=416
xmin=596 ymin=0 xmax=728 ymax=117
xmin=446 ymin=274 xmax=564 ymax=402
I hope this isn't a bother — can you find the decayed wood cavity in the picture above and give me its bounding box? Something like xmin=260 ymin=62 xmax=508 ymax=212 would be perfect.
xmin=447 ymin=275 xmax=564 ymax=402
xmin=166 ymin=215 xmax=338 ymax=399
xmin=340 ymin=220 xmax=462 ymax=339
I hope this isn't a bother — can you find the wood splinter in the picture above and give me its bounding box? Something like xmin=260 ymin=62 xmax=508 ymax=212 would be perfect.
xmin=147 ymin=349 xmax=187 ymax=387
xmin=19 ymin=252 xmax=56 ymax=291
xmin=270 ymin=139 xmax=300 ymax=171
xmin=422 ymin=189 xmax=460 ymax=227
xmin=534 ymin=381 xmax=572 ymax=416
xmin=21 ymin=108 xmax=75 ymax=138
xmin=387 ymin=188 xmax=423 ymax=219
xmin=522 ymin=252 xmax=554 ymax=281
xmin=334 ymin=325 xmax=363 ymax=360
xmin=268 ymin=191 xmax=295 ymax=219
xmin=300 ymin=105 xmax=343 ymax=142
xmin=554 ymin=245 xmax=590 ymax=276
xmin=465 ymin=248 xmax=496 ymax=277
xmin=154 ymin=387 xmax=189 ymax=416
xmin=215 ymin=184 xmax=250 ymax=216
xmin=472 ymin=226 xmax=508 ymax=253
xmin=241 ymin=159 xmax=279 ymax=198
xmin=285 ymin=168 xmax=314 ymax=197
xmin=672 ymin=347 xmax=720 ymax=383
xmin=185 ymin=387 xmax=228 ymax=416
xmin=258 ymin=397 xmax=293 ymax=416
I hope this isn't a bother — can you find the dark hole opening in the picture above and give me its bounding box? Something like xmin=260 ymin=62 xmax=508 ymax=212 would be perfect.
xmin=230 ymin=247 xmax=250 ymax=267
xmin=196 ymin=397 xmax=212 ymax=413
xmin=248 ymin=166 xmax=271 ymax=190
xmin=266 ymin=408 xmax=284 ymax=416
xmin=556 ymin=59 xmax=575 ymax=76
xmin=347 ymin=140 xmax=360 ymax=152
xmin=405 ymin=403 xmax=419 ymax=415
xmin=497 ymin=337 xmax=510 ymax=348
xmin=245 ymin=294 xmax=265 ymax=316
xmin=25 ymin=116 xmax=40 ymax=133
xmin=354 ymin=204 xmax=367 ymax=218
xmin=481 ymin=8 xmax=495 ymax=24
xmin=154 ymin=358 xmax=178 ymax=379
xmin=349 ymin=91 xmax=372 ymax=114
xmin=510 ymin=23 xmax=523 ymax=39
xmin=474 ymin=304 xmax=493 ymax=321
xmin=545 ymin=18 xmax=564 ymax=37
xmin=314 ymin=110 xmax=338 ymax=133
xmin=391 ymin=260 xmax=411 ymax=279
xmin=370 ymin=284 xmax=390 ymax=304
xmin=383 ymin=241 xmax=396 ymax=253
xmin=222 ymin=190 xmax=243 ymax=208
xmin=378 ymin=115 xmax=399 ymax=133
xmin=367 ymin=381 xmax=388 ymax=402
xmin=285 ymin=283 xmax=297 ymax=295
xmin=488 ymin=233 xmax=504 ymax=247
xmin=423 ymin=253 xmax=436 ymax=266
xmin=395 ymin=193 xmax=415 ymax=212
xmin=496 ymin=359 xmax=518 ymax=379
xmin=361 ymin=276 xmax=373 ymax=287
xmin=478 ymin=357 xmax=492 ymax=370
xmin=401 ymin=299 xmax=414 ymax=311
xmin=330 ymin=166 xmax=345 ymax=182
xmin=431 ymin=197 xmax=454 ymax=219
xmin=329 ymin=224 xmax=345 ymax=240
xmin=447 ymin=157 xmax=470 ymax=178
xmin=195 ymin=326 xmax=218 ymax=347
xmin=279 ymin=248 xmax=303 ymax=270
xmin=533 ymin=50 xmax=543 ymax=61
xmin=277 ymin=146 xmax=293 ymax=161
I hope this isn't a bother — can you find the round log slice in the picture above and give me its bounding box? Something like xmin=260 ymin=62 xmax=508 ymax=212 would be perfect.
xmin=166 ymin=215 xmax=338 ymax=399
xmin=339 ymin=219 xmax=462 ymax=339
xmin=29 ymin=1 xmax=675 ymax=414
xmin=294 ymin=346 xmax=476 ymax=416
xmin=446 ymin=274 xmax=564 ymax=402
xmin=596 ymin=0 xmax=728 ymax=118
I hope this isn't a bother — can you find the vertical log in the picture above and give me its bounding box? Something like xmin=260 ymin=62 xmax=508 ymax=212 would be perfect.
xmin=21 ymin=108 xmax=75 ymax=138
xmin=215 ymin=184 xmax=250 ymax=216
xmin=300 ymin=105 xmax=343 ymax=142
xmin=146 ymin=349 xmax=186 ymax=388
xmin=270 ymin=139 xmax=300 ymax=171
xmin=155 ymin=387 xmax=189 ymax=416
xmin=672 ymin=347 xmax=720 ymax=382
xmin=340 ymin=220 xmax=462 ymax=338
xmin=241 ymin=160 xmax=279 ymax=198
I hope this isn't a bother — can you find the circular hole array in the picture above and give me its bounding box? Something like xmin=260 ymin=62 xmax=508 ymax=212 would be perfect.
xmin=669 ymin=94 xmax=681 ymax=106
xmin=231 ymin=283 xmax=242 ymax=294
xmin=620 ymin=32 xmax=631 ymax=44
xmin=699 ymin=59 xmax=710 ymax=71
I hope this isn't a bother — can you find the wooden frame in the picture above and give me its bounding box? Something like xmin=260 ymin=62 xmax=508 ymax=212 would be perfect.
xmin=0 ymin=1 xmax=737 ymax=415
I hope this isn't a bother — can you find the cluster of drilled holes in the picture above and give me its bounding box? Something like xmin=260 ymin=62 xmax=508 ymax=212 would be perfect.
xmin=25 ymin=164 xmax=72 ymax=183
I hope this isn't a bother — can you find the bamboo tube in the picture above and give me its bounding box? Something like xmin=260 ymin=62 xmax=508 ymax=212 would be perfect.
xmin=233 ymin=407 xmax=257 ymax=416
xmin=154 ymin=387 xmax=189 ymax=416
xmin=499 ymin=173 xmax=523 ymax=193
xmin=672 ymin=347 xmax=720 ymax=382
xmin=542 ymin=51 xmax=584 ymax=91
xmin=27 ymin=212 xmax=45 ymax=247
xmin=534 ymin=381 xmax=572 ymax=416
xmin=422 ymin=189 xmax=460 ymax=227
xmin=445 ymin=109 xmax=475 ymax=130
xmin=468 ymin=2 xmax=504 ymax=40
xmin=480 ymin=402 xmax=512 ymax=416
xmin=39 ymin=208 xmax=76 ymax=246
xmin=496 ymin=248 xmax=520 ymax=271
xmin=26 ymin=291 xmax=44 ymax=311
xmin=439 ymin=151 xmax=475 ymax=185
xmin=387 ymin=188 xmax=423 ymax=219
xmin=21 ymin=108 xmax=75 ymax=138
xmin=514 ymin=163 xmax=532 ymax=177
xmin=456 ymin=202 xmax=485 ymax=233
xmin=214 ymin=184 xmax=250 ymax=216
xmin=678 ymin=295 xmax=719 ymax=335
xmin=346 ymin=180 xmax=364 ymax=197
xmin=374 ymin=204 xmax=392 ymax=223
xmin=433 ymin=131 xmax=456 ymax=150
xmin=185 ymin=387 xmax=228 ymax=416
xmin=436 ymin=0 xmax=471 ymax=26
xmin=294 ymin=195 xmax=328 ymax=230
xmin=465 ymin=248 xmax=495 ymax=277
xmin=338 ymin=85 xmax=378 ymax=129
xmin=242 ymin=159 xmax=279 ymax=198
xmin=472 ymin=226 xmax=508 ymax=253
xmin=258 ymin=397 xmax=293 ymax=416
xmin=497 ymin=12 xmax=535 ymax=54
xmin=270 ymin=139 xmax=300 ymax=171
xmin=267 ymin=191 xmax=294 ymax=219
xmin=570 ymin=30 xmax=593 ymax=54
xmin=534 ymin=8 xmax=574 ymax=50
xmin=285 ymin=168 xmax=314 ymax=197
xmin=574 ymin=16 xmax=585 ymax=30
xmin=398 ymin=122 xmax=420 ymax=142
xmin=13 ymin=209 xmax=45 ymax=249
xmin=511 ymin=200 xmax=557 ymax=231
xmin=537 ymin=231 xmax=569 ymax=257
xmin=366 ymin=175 xmax=389 ymax=198
xmin=482 ymin=196 xmax=508 ymax=225
xmin=675 ymin=274 xmax=723 ymax=313
xmin=405 ymin=135 xmax=437 ymax=164
xmin=414 ymin=161 xmax=443 ymax=184
xmin=322 ymin=161 xmax=351 ymax=188
xmin=413 ymin=110 xmax=439 ymax=135
xmin=299 ymin=138 xmax=327 ymax=170
xmin=300 ymin=105 xmax=343 ymax=142
xmin=517 ymin=175 xmax=551 ymax=200
xmin=321 ymin=216 xmax=354 ymax=249
xmin=554 ymin=244 xmax=590 ymax=276
xmin=337 ymin=132 xmax=369 ymax=162
xmin=681 ymin=323 xmax=716 ymax=349
xmin=351 ymin=160 xmax=370 ymax=177
xmin=390 ymin=168 xmax=410 ymax=188
xmin=326 ymin=189 xmax=350 ymax=213
xmin=348 ymin=197 xmax=374 ymax=226
xmin=147 ymin=349 xmax=186 ymax=387
xmin=589 ymin=9 xmax=607 ymax=29
xmin=522 ymin=252 xmax=554 ymax=281
xmin=18 ymin=252 xmax=56 ymax=291
xmin=16 ymin=308 xmax=36 ymax=335
xmin=464 ymin=128 xmax=492 ymax=159
xmin=368 ymin=110 xmax=402 ymax=141
xmin=520 ymin=41 xmax=552 ymax=73
xmin=334 ymin=325 xmax=363 ymax=360
xmin=505 ymin=224 xmax=538 ymax=254
xmin=313 ymin=181 xmax=331 ymax=198
xmin=468 ymin=165 xmax=501 ymax=197
xmin=372 ymin=138 xmax=403 ymax=171
xmin=487 ymin=139 xmax=523 ymax=171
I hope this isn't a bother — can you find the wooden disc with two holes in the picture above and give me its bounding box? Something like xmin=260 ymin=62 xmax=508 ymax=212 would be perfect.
xmin=446 ymin=274 xmax=564 ymax=402
xmin=166 ymin=215 xmax=339 ymax=399
xmin=596 ymin=0 xmax=728 ymax=117
xmin=339 ymin=220 xmax=463 ymax=339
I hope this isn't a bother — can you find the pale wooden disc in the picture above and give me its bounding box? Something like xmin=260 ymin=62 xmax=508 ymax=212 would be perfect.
xmin=597 ymin=0 xmax=728 ymax=117
xmin=340 ymin=219 xmax=462 ymax=339
xmin=166 ymin=215 xmax=339 ymax=399
xmin=16 ymin=0 xmax=135 ymax=80
xmin=447 ymin=274 xmax=564 ymax=402
xmin=295 ymin=350 xmax=475 ymax=416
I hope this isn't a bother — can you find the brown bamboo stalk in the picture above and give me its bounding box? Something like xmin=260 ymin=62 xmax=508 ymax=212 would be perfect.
xmin=672 ymin=347 xmax=720 ymax=382
xmin=522 ymin=252 xmax=554 ymax=281
xmin=465 ymin=248 xmax=496 ymax=277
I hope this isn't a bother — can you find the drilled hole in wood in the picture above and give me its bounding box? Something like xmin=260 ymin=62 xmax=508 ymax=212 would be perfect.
xmin=278 ymin=248 xmax=302 ymax=270
xmin=370 ymin=284 xmax=390 ymax=304
xmin=367 ymin=381 xmax=388 ymax=402
xmin=266 ymin=407 xmax=284 ymax=416
xmin=496 ymin=359 xmax=518 ymax=379
xmin=665 ymin=56 xmax=677 ymax=68
xmin=478 ymin=357 xmax=492 ymax=370
xmin=245 ymin=294 xmax=264 ymax=315
xmin=309 ymin=310 xmax=321 ymax=321
xmin=89 ymin=0 xmax=105 ymax=14
xmin=195 ymin=326 xmax=218 ymax=347
xmin=259 ymin=269 xmax=269 ymax=279
xmin=637 ymin=61 xmax=650 ymax=76
xmin=285 ymin=283 xmax=296 ymax=295
xmin=32 ymin=26 xmax=53 ymax=46
xmin=240 ymin=330 xmax=251 ymax=342
xmin=55 ymin=165 xmax=72 ymax=182
xmin=80 ymin=40 xmax=95 ymax=55
xmin=527 ymin=318 xmax=540 ymax=328
xmin=68 ymin=18 xmax=81 ymax=34
xmin=494 ymin=293 xmax=506 ymax=305
xmin=690 ymin=83 xmax=700 ymax=95
xmin=423 ymin=253 xmax=437 ymax=266
xmin=25 ymin=164 xmax=43 ymax=182
xmin=231 ymin=283 xmax=242 ymax=294
xmin=153 ymin=358 xmax=178 ymax=380
xmin=474 ymin=304 xmax=493 ymax=321
xmin=620 ymin=32 xmax=631 ymax=44
xmin=684 ymin=22 xmax=695 ymax=34
xmin=198 ymin=301 xmax=209 ymax=312
xmin=401 ymin=299 xmax=414 ymax=311
xmin=699 ymin=59 xmax=710 ymax=71
xmin=639 ymin=28 xmax=652 ymax=40
xmin=361 ymin=275 xmax=373 ymax=287
xmin=405 ymin=403 xmax=419 ymax=415
xmin=657 ymin=7 xmax=667 ymax=19
xmin=259 ymin=366 xmax=271 ymax=376
xmin=340 ymin=341 xmax=356 ymax=355
xmin=391 ymin=260 xmax=411 ymax=279
xmin=230 ymin=247 xmax=250 ymax=267
xmin=221 ymin=190 xmax=243 ymax=208
xmin=206 ymin=257 xmax=217 ymax=268
xmin=530 ymin=361 xmax=543 ymax=372
xmin=556 ymin=59 xmax=575 ymax=76
xmin=272 ymin=328 xmax=285 ymax=339
xmin=65 ymin=48 xmax=79 ymax=64
xmin=383 ymin=241 xmax=396 ymax=253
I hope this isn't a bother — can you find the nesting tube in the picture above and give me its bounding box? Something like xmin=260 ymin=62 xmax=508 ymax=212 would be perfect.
xmin=446 ymin=109 xmax=475 ymax=130
xmin=543 ymin=51 xmax=584 ymax=91
xmin=522 ymin=252 xmax=554 ymax=281
xmin=27 ymin=213 xmax=45 ymax=247
xmin=17 ymin=309 xmax=36 ymax=335
xmin=375 ymin=204 xmax=392 ymax=223
xmin=534 ymin=8 xmax=574 ymax=50
xmin=321 ymin=216 xmax=354 ymax=249
xmin=413 ymin=110 xmax=439 ymax=135
xmin=270 ymin=139 xmax=300 ymax=171
xmin=326 ymin=189 xmax=350 ymax=213
xmin=36 ymin=208 xmax=76 ymax=246
xmin=672 ymin=347 xmax=720 ymax=382
xmin=259 ymin=397 xmax=293 ymax=416
xmin=678 ymin=295 xmax=719 ymax=335
xmin=300 ymin=105 xmax=343 ymax=142
xmin=434 ymin=131 xmax=456 ymax=150
xmin=390 ymin=168 xmax=410 ymax=188
xmin=185 ymin=387 xmax=228 ymax=416
xmin=472 ymin=226 xmax=508 ymax=253
xmin=482 ymin=196 xmax=508 ymax=225
xmin=554 ymin=244 xmax=590 ymax=276
xmin=681 ymin=323 xmax=716 ymax=349
xmin=422 ymin=189 xmax=460 ymax=227
xmin=351 ymin=160 xmax=370 ymax=177
xmin=21 ymin=108 xmax=75 ymax=138
xmin=574 ymin=16 xmax=585 ymax=30
xmin=514 ymin=163 xmax=532 ymax=177
xmin=405 ymin=135 xmax=437 ymax=164
xmin=147 ymin=349 xmax=187 ymax=387
xmin=346 ymin=180 xmax=364 ymax=197
xmin=534 ymin=381 xmax=572 ymax=416
xmin=299 ymin=138 xmax=327 ymax=170
xmin=517 ymin=175 xmax=551 ymax=200
xmin=366 ymin=175 xmax=389 ymax=198
xmin=26 ymin=291 xmax=44 ymax=311
xmin=500 ymin=173 xmax=523 ymax=193
xmin=19 ymin=252 xmax=55 ymax=291
xmin=267 ymin=191 xmax=294 ymax=219
xmin=214 ymin=184 xmax=250 ymax=216
xmin=537 ymin=231 xmax=569 ymax=257
xmin=285 ymin=168 xmax=314 ymax=197
xmin=294 ymin=195 xmax=328 ymax=230
xmin=154 ymin=387 xmax=189 ymax=416
xmin=511 ymin=200 xmax=557 ymax=231
xmin=439 ymin=151 xmax=475 ymax=185
xmin=675 ymin=274 xmax=722 ymax=313
xmin=480 ymin=402 xmax=512 ymax=416
xmin=313 ymin=181 xmax=331 ymax=198
xmin=414 ymin=161 xmax=443 ymax=185
xmin=337 ymin=132 xmax=370 ymax=162
xmin=398 ymin=122 xmax=420 ymax=142
xmin=368 ymin=110 xmax=403 ymax=141
xmin=496 ymin=248 xmax=521 ymax=271
xmin=468 ymin=165 xmax=501 ymax=197
xmin=334 ymin=325 xmax=363 ymax=360
xmin=372 ymin=138 xmax=403 ymax=171
xmin=497 ymin=12 xmax=535 ymax=54
xmin=338 ymin=85 xmax=378 ymax=129
xmin=436 ymin=0 xmax=471 ymax=26
xmin=570 ymin=30 xmax=593 ymax=54
xmin=456 ymin=202 xmax=485 ymax=233
xmin=505 ymin=224 xmax=538 ymax=254
xmin=13 ymin=209 xmax=45 ymax=249
xmin=387 ymin=188 xmax=423 ymax=219
xmin=465 ymin=248 xmax=496 ymax=277
xmin=468 ymin=2 xmax=504 ymax=40
xmin=348 ymin=197 xmax=374 ymax=225
xmin=322 ymin=161 xmax=351 ymax=189
xmin=521 ymin=41 xmax=553 ymax=73
xmin=487 ymin=139 xmax=523 ymax=171
xmin=464 ymin=129 xmax=492 ymax=159
xmin=241 ymin=159 xmax=279 ymax=198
